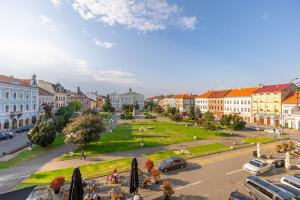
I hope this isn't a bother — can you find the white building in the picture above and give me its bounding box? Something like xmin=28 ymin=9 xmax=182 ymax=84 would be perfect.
xmin=158 ymin=96 xmax=176 ymax=110
xmin=282 ymin=92 xmax=300 ymax=130
xmin=38 ymin=80 xmax=68 ymax=112
xmin=0 ymin=74 xmax=39 ymax=130
xmin=109 ymin=88 xmax=144 ymax=111
xmin=195 ymin=91 xmax=213 ymax=113
xmin=224 ymin=87 xmax=257 ymax=123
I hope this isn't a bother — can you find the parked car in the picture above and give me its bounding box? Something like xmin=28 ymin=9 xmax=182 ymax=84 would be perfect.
xmin=12 ymin=128 xmax=22 ymax=134
xmin=19 ymin=125 xmax=32 ymax=133
xmin=275 ymin=184 xmax=300 ymax=200
xmin=0 ymin=132 xmax=11 ymax=140
xmin=264 ymin=128 xmax=280 ymax=134
xmin=243 ymin=159 xmax=272 ymax=175
xmin=158 ymin=157 xmax=187 ymax=172
xmin=281 ymin=175 xmax=300 ymax=191
xmin=229 ymin=191 xmax=253 ymax=200
xmin=247 ymin=126 xmax=261 ymax=131
xmin=245 ymin=176 xmax=295 ymax=200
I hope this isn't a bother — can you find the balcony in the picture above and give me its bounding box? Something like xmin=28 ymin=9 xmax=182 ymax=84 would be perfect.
xmin=10 ymin=111 xmax=23 ymax=119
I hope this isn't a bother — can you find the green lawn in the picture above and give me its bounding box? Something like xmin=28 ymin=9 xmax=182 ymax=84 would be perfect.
xmin=146 ymin=143 xmax=231 ymax=164
xmin=0 ymin=134 xmax=64 ymax=169
xmin=61 ymin=121 xmax=231 ymax=160
xmin=18 ymin=158 xmax=131 ymax=189
xmin=243 ymin=137 xmax=276 ymax=144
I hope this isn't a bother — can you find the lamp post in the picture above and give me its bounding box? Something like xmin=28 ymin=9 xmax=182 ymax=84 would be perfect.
xmin=193 ymin=123 xmax=197 ymax=140
xmin=139 ymin=126 xmax=145 ymax=147
xmin=109 ymin=119 xmax=114 ymax=133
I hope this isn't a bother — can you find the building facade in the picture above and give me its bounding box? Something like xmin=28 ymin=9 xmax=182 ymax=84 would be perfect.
xmin=158 ymin=96 xmax=176 ymax=111
xmin=109 ymin=88 xmax=144 ymax=112
xmin=0 ymin=74 xmax=39 ymax=131
xmin=38 ymin=80 xmax=68 ymax=112
xmin=224 ymin=87 xmax=257 ymax=123
xmin=252 ymin=83 xmax=294 ymax=128
xmin=175 ymin=95 xmax=195 ymax=113
xmin=69 ymin=87 xmax=92 ymax=110
xmin=39 ymin=88 xmax=55 ymax=114
xmin=195 ymin=91 xmax=213 ymax=113
xmin=282 ymin=92 xmax=300 ymax=130
xmin=208 ymin=90 xmax=231 ymax=119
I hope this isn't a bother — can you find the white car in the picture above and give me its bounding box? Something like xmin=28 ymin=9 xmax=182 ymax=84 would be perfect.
xmin=243 ymin=159 xmax=272 ymax=175
xmin=281 ymin=175 xmax=300 ymax=190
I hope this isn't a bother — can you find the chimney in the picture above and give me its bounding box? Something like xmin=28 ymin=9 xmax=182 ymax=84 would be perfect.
xmin=239 ymin=86 xmax=243 ymax=90
xmin=258 ymin=84 xmax=264 ymax=88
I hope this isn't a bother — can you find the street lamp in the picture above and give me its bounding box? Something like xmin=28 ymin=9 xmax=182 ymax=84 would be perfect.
xmin=193 ymin=123 xmax=197 ymax=140
xmin=139 ymin=126 xmax=146 ymax=147
xmin=109 ymin=119 xmax=114 ymax=132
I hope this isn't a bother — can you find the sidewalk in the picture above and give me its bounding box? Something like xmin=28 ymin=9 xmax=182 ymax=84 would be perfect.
xmin=39 ymin=136 xmax=245 ymax=171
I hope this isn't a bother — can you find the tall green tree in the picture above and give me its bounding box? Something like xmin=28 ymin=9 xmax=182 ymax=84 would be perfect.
xmin=199 ymin=111 xmax=215 ymax=130
xmin=102 ymin=95 xmax=114 ymax=112
xmin=188 ymin=104 xmax=196 ymax=120
xmin=63 ymin=114 xmax=105 ymax=158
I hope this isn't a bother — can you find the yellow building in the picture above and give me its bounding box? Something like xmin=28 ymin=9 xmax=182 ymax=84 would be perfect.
xmin=252 ymin=83 xmax=294 ymax=127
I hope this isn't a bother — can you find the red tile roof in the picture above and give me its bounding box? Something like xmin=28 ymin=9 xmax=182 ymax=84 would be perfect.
xmin=196 ymin=91 xmax=214 ymax=98
xmin=225 ymin=87 xmax=257 ymax=97
xmin=253 ymin=83 xmax=291 ymax=93
xmin=0 ymin=75 xmax=31 ymax=87
xmin=283 ymin=91 xmax=300 ymax=104
xmin=208 ymin=90 xmax=231 ymax=98
xmin=175 ymin=94 xmax=196 ymax=99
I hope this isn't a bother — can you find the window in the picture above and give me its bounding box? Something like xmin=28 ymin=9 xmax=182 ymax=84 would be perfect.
xmin=20 ymin=93 xmax=23 ymax=99
xmin=5 ymin=105 xmax=9 ymax=112
xmin=13 ymin=92 xmax=17 ymax=99
xmin=20 ymin=105 xmax=23 ymax=111
xmin=6 ymin=91 xmax=9 ymax=99
xmin=33 ymin=104 xmax=36 ymax=110
xmin=241 ymin=101 xmax=243 ymax=105
xmin=259 ymin=187 xmax=273 ymax=198
xmin=26 ymin=94 xmax=29 ymax=99
xmin=26 ymin=104 xmax=29 ymax=111
xmin=13 ymin=105 xmax=16 ymax=112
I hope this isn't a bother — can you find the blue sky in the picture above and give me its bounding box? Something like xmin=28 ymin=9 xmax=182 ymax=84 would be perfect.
xmin=0 ymin=0 xmax=299 ymax=96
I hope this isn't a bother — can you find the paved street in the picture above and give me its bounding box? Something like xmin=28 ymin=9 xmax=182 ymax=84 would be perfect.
xmin=0 ymin=133 xmax=29 ymax=155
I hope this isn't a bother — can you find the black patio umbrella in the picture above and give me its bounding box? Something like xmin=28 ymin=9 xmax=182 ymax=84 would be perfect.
xmin=129 ymin=157 xmax=139 ymax=194
xmin=69 ymin=167 xmax=84 ymax=200
xmin=0 ymin=185 xmax=36 ymax=200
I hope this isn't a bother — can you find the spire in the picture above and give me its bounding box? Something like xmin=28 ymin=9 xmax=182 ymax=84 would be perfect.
xmin=31 ymin=73 xmax=37 ymax=86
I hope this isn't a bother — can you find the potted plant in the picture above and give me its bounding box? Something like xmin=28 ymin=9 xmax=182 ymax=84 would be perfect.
xmin=161 ymin=180 xmax=174 ymax=198
xmin=275 ymin=144 xmax=282 ymax=153
xmin=288 ymin=141 xmax=295 ymax=150
xmin=144 ymin=159 xmax=154 ymax=173
xmin=151 ymin=168 xmax=160 ymax=184
xmin=50 ymin=176 xmax=65 ymax=194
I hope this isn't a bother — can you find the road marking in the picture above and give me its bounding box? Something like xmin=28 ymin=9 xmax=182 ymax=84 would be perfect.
xmin=0 ymin=175 xmax=30 ymax=181
xmin=226 ymin=169 xmax=243 ymax=175
xmin=175 ymin=181 xmax=202 ymax=191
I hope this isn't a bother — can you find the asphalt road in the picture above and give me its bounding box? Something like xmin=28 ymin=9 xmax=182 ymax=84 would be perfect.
xmin=140 ymin=143 xmax=293 ymax=200
xmin=0 ymin=133 xmax=29 ymax=155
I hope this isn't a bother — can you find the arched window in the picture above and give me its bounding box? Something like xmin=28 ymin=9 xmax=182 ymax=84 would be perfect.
xmin=32 ymin=116 xmax=37 ymax=124
xmin=12 ymin=118 xmax=17 ymax=129
xmin=4 ymin=120 xmax=9 ymax=129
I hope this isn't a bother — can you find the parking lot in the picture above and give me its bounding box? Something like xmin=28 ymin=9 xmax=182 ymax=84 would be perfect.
xmin=137 ymin=141 xmax=300 ymax=199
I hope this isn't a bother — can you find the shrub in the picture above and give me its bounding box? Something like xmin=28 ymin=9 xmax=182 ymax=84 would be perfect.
xmin=28 ymin=122 xmax=56 ymax=147
xmin=50 ymin=176 xmax=65 ymax=190
xmin=144 ymin=159 xmax=154 ymax=172
xmin=161 ymin=180 xmax=174 ymax=196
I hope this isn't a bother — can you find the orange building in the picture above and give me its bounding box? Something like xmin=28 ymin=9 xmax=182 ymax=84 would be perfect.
xmin=175 ymin=94 xmax=196 ymax=113
xmin=208 ymin=90 xmax=231 ymax=119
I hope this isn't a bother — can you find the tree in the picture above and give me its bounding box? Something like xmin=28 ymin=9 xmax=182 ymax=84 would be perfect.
xmin=102 ymin=95 xmax=114 ymax=112
xmin=220 ymin=114 xmax=246 ymax=130
xmin=54 ymin=101 xmax=81 ymax=131
xmin=153 ymin=104 xmax=163 ymax=113
xmin=42 ymin=103 xmax=53 ymax=119
xmin=63 ymin=114 xmax=105 ymax=158
xmin=167 ymin=106 xmax=176 ymax=115
xmin=28 ymin=121 xmax=56 ymax=147
xmin=188 ymin=105 xmax=196 ymax=121
xmin=195 ymin=107 xmax=202 ymax=119
xmin=199 ymin=111 xmax=215 ymax=130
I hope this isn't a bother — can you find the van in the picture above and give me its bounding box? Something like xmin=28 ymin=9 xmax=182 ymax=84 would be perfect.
xmin=281 ymin=175 xmax=300 ymax=191
xmin=245 ymin=176 xmax=296 ymax=200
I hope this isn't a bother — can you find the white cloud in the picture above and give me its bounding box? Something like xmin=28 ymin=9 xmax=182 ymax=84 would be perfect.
xmin=40 ymin=15 xmax=58 ymax=31
xmin=71 ymin=0 xmax=196 ymax=32
xmin=178 ymin=16 xmax=197 ymax=30
xmin=51 ymin=0 xmax=63 ymax=8
xmin=0 ymin=36 xmax=138 ymax=86
xmin=76 ymin=64 xmax=139 ymax=85
xmin=93 ymin=38 xmax=115 ymax=48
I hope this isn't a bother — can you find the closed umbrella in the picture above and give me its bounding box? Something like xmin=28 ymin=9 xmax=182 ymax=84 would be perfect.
xmin=129 ymin=158 xmax=139 ymax=194
xmin=257 ymin=143 xmax=261 ymax=158
xmin=285 ymin=152 xmax=290 ymax=169
xmin=69 ymin=167 xmax=84 ymax=200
